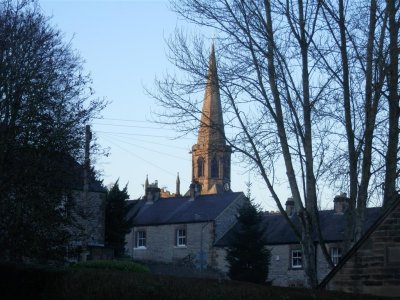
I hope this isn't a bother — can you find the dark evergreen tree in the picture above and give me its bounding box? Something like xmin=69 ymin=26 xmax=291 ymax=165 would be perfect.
xmin=105 ymin=181 xmax=134 ymax=257
xmin=226 ymin=200 xmax=270 ymax=284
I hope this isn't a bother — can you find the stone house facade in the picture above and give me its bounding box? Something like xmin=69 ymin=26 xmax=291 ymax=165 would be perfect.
xmin=66 ymin=161 xmax=107 ymax=261
xmin=215 ymin=196 xmax=382 ymax=287
xmin=320 ymin=198 xmax=400 ymax=298
xmin=125 ymin=188 xmax=247 ymax=270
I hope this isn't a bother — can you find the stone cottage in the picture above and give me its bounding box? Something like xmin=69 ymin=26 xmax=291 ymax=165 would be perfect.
xmin=320 ymin=197 xmax=400 ymax=298
xmin=215 ymin=195 xmax=381 ymax=287
xmin=64 ymin=156 xmax=107 ymax=261
xmin=125 ymin=184 xmax=246 ymax=270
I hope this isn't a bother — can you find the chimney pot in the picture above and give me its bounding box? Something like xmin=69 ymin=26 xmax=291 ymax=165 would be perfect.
xmin=285 ymin=197 xmax=295 ymax=216
xmin=334 ymin=193 xmax=349 ymax=214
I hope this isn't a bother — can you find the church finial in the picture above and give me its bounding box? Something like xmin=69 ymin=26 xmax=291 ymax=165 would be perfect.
xmin=176 ymin=172 xmax=180 ymax=196
xmin=144 ymin=175 xmax=149 ymax=192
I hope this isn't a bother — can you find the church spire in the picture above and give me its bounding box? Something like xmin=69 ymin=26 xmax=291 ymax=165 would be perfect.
xmin=197 ymin=43 xmax=226 ymax=147
xmin=191 ymin=44 xmax=232 ymax=195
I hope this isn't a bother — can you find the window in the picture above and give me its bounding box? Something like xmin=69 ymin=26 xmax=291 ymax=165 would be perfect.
xmin=135 ymin=230 xmax=146 ymax=248
xmin=330 ymin=247 xmax=342 ymax=266
xmin=291 ymin=249 xmax=302 ymax=269
xmin=223 ymin=156 xmax=230 ymax=180
xmin=211 ymin=157 xmax=219 ymax=178
xmin=176 ymin=228 xmax=186 ymax=247
xmin=197 ymin=157 xmax=204 ymax=177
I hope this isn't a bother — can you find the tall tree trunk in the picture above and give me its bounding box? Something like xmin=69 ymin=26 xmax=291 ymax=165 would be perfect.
xmin=337 ymin=0 xmax=358 ymax=253
xmin=383 ymin=0 xmax=399 ymax=207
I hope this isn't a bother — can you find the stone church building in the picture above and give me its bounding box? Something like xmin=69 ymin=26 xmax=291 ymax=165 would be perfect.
xmin=125 ymin=45 xmax=246 ymax=271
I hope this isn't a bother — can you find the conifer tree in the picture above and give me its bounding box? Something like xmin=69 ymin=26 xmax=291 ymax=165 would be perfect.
xmin=105 ymin=181 xmax=134 ymax=257
xmin=226 ymin=200 xmax=270 ymax=284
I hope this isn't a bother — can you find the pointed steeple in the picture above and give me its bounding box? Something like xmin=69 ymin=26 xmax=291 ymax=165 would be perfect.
xmin=191 ymin=44 xmax=232 ymax=195
xmin=197 ymin=43 xmax=226 ymax=146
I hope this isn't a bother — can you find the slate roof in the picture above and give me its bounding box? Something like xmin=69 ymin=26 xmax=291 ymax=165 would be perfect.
xmin=215 ymin=207 xmax=382 ymax=246
xmin=131 ymin=192 xmax=244 ymax=226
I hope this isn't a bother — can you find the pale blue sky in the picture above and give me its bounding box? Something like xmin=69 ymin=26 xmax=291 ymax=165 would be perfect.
xmin=40 ymin=0 xmax=282 ymax=210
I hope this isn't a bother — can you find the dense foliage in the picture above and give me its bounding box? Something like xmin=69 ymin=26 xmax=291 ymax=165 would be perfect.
xmin=0 ymin=0 xmax=105 ymax=261
xmin=105 ymin=181 xmax=134 ymax=257
xmin=226 ymin=201 xmax=271 ymax=284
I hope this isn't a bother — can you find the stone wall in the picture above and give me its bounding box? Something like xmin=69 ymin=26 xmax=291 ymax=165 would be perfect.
xmin=268 ymin=245 xmax=307 ymax=286
xmin=128 ymin=222 xmax=214 ymax=268
xmin=325 ymin=202 xmax=400 ymax=298
xmin=72 ymin=190 xmax=106 ymax=247
xmin=213 ymin=242 xmax=339 ymax=287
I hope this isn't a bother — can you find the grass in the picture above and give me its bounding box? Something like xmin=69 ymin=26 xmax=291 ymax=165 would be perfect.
xmin=0 ymin=261 xmax=390 ymax=300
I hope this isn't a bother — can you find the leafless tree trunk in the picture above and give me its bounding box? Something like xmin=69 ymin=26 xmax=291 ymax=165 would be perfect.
xmin=383 ymin=0 xmax=399 ymax=207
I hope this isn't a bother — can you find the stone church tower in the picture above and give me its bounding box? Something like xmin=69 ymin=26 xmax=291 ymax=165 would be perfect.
xmin=191 ymin=44 xmax=232 ymax=195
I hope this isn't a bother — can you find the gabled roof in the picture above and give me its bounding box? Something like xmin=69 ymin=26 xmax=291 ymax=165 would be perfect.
xmin=132 ymin=192 xmax=244 ymax=226
xmin=319 ymin=198 xmax=400 ymax=289
xmin=215 ymin=207 xmax=382 ymax=246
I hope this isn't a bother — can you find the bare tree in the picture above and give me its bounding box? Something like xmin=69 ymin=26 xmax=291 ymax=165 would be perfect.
xmin=151 ymin=0 xmax=398 ymax=287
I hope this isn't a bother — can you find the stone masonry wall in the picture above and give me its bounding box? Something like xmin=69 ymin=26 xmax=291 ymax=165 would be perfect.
xmin=326 ymin=203 xmax=400 ymax=298
xmin=72 ymin=190 xmax=105 ymax=246
xmin=214 ymin=242 xmax=339 ymax=287
xmin=129 ymin=222 xmax=214 ymax=268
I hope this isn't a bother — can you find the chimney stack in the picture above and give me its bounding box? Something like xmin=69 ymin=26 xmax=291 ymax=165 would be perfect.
xmin=285 ymin=197 xmax=295 ymax=216
xmin=189 ymin=182 xmax=200 ymax=200
xmin=145 ymin=180 xmax=161 ymax=203
xmin=334 ymin=193 xmax=349 ymax=214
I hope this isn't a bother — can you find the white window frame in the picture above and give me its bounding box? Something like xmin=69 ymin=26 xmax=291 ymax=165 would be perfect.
xmin=176 ymin=228 xmax=186 ymax=247
xmin=330 ymin=247 xmax=342 ymax=266
xmin=135 ymin=230 xmax=146 ymax=249
xmin=291 ymin=249 xmax=302 ymax=269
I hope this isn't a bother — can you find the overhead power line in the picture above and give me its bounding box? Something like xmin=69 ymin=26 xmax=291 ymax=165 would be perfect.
xmin=93 ymin=122 xmax=175 ymax=131
xmin=102 ymin=134 xmax=188 ymax=161
xmin=93 ymin=117 xmax=153 ymax=123
xmin=101 ymin=135 xmax=189 ymax=184
xmin=96 ymin=130 xmax=192 ymax=140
